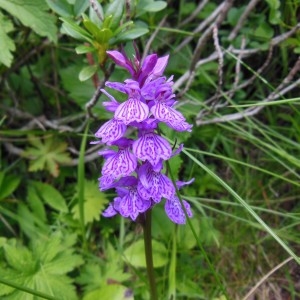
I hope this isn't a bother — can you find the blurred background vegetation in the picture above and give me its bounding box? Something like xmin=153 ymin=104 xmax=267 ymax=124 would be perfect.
xmin=0 ymin=0 xmax=300 ymax=299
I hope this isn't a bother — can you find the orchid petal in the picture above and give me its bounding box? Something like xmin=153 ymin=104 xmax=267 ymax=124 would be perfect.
xmin=95 ymin=119 xmax=126 ymax=144
xmin=102 ymin=148 xmax=137 ymax=178
xmin=165 ymin=197 xmax=192 ymax=224
xmin=115 ymin=98 xmax=149 ymax=125
xmin=132 ymin=132 xmax=172 ymax=166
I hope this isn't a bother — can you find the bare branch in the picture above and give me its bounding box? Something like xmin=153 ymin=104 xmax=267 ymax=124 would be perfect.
xmin=179 ymin=0 xmax=210 ymax=27
xmin=196 ymin=76 xmax=300 ymax=125
xmin=85 ymin=63 xmax=114 ymax=118
xmin=228 ymin=0 xmax=260 ymax=41
xmin=89 ymin=0 xmax=103 ymax=21
xmin=142 ymin=15 xmax=168 ymax=61
xmin=174 ymin=1 xmax=227 ymax=54
xmin=212 ymin=25 xmax=224 ymax=100
xmin=173 ymin=25 xmax=299 ymax=92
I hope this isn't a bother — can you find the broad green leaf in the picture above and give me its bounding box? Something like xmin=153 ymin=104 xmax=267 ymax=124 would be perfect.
xmin=123 ymin=239 xmax=168 ymax=268
xmin=0 ymin=0 xmax=57 ymax=42
xmin=74 ymin=0 xmax=89 ymax=17
xmin=136 ymin=0 xmax=167 ymax=16
xmin=177 ymin=218 xmax=201 ymax=250
xmin=0 ymin=12 xmax=15 ymax=67
xmin=140 ymin=0 xmax=167 ymax=12
xmin=79 ymin=65 xmax=98 ymax=81
xmin=75 ymin=44 xmax=95 ymax=54
xmin=46 ymin=0 xmax=73 ymax=17
xmin=32 ymin=181 xmax=68 ymax=213
xmin=17 ymin=203 xmax=45 ymax=238
xmin=82 ymin=14 xmax=100 ymax=36
xmin=113 ymin=27 xmax=149 ymax=43
xmin=27 ymin=184 xmax=47 ymax=222
xmin=72 ymin=180 xmax=108 ymax=224
xmin=253 ymin=22 xmax=274 ymax=40
xmin=95 ymin=28 xmax=113 ymax=43
xmin=22 ymin=135 xmax=72 ymax=177
xmin=265 ymin=0 xmax=281 ymax=24
xmin=104 ymin=0 xmax=124 ymax=30
xmin=84 ymin=285 xmax=133 ymax=300
xmin=89 ymin=0 xmax=104 ymax=27
xmin=0 ymin=172 xmax=20 ymax=201
xmin=61 ymin=17 xmax=93 ymax=42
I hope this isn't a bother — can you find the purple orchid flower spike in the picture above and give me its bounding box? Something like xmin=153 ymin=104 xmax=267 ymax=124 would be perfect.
xmin=95 ymin=48 xmax=193 ymax=224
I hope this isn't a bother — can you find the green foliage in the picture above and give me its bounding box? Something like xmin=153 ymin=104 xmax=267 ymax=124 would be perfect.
xmin=72 ymin=180 xmax=108 ymax=225
xmin=0 ymin=0 xmax=57 ymax=66
xmin=60 ymin=0 xmax=149 ymax=77
xmin=0 ymin=232 xmax=83 ymax=299
xmin=22 ymin=135 xmax=72 ymax=177
xmin=0 ymin=12 xmax=15 ymax=67
xmin=77 ymin=243 xmax=132 ymax=299
xmin=1 ymin=0 xmax=300 ymax=299
xmin=0 ymin=172 xmax=20 ymax=201
xmin=124 ymin=239 xmax=168 ymax=268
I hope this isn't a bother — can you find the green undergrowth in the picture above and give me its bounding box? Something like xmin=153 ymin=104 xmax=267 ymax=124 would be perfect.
xmin=0 ymin=0 xmax=300 ymax=299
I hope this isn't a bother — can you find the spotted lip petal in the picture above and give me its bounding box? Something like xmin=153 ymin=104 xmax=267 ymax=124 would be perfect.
xmin=102 ymin=148 xmax=137 ymax=178
xmin=118 ymin=187 xmax=151 ymax=220
xmin=132 ymin=132 xmax=172 ymax=166
xmin=138 ymin=162 xmax=174 ymax=202
xmin=166 ymin=120 xmax=193 ymax=132
xmin=98 ymin=174 xmax=115 ymax=191
xmin=114 ymin=97 xmax=149 ymax=125
xmin=102 ymin=202 xmax=118 ymax=217
xmin=95 ymin=119 xmax=127 ymax=144
xmin=151 ymin=102 xmax=185 ymax=124
xmin=165 ymin=196 xmax=192 ymax=224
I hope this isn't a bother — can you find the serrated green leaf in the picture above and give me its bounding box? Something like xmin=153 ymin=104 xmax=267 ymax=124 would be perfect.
xmin=113 ymin=27 xmax=149 ymax=43
xmin=168 ymin=155 xmax=183 ymax=180
xmin=79 ymin=65 xmax=98 ymax=81
xmin=0 ymin=233 xmax=82 ymax=299
xmin=4 ymin=244 xmax=35 ymax=273
xmin=46 ymin=0 xmax=73 ymax=17
xmin=43 ymin=252 xmax=83 ymax=274
xmin=0 ymin=11 xmax=15 ymax=67
xmin=0 ymin=0 xmax=57 ymax=42
xmin=72 ymin=180 xmax=108 ymax=224
xmin=33 ymin=181 xmax=68 ymax=213
xmin=123 ymin=239 xmax=168 ymax=268
xmin=0 ymin=172 xmax=20 ymax=200
xmin=22 ymin=135 xmax=72 ymax=177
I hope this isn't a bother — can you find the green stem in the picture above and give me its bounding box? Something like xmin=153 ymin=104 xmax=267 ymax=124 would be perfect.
xmin=143 ymin=210 xmax=158 ymax=300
